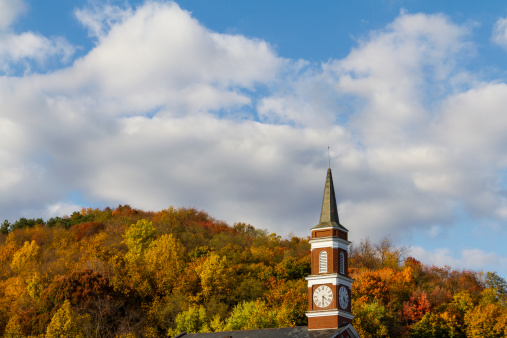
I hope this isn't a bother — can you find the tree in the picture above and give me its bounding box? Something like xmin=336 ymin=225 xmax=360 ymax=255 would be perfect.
xmin=11 ymin=217 xmax=44 ymax=231
xmin=0 ymin=220 xmax=10 ymax=234
xmin=265 ymin=279 xmax=307 ymax=326
xmin=353 ymin=270 xmax=389 ymax=305
xmin=42 ymin=269 xmax=115 ymax=308
xmin=144 ymin=234 xmax=186 ymax=295
xmin=484 ymin=272 xmax=507 ymax=305
xmin=353 ymin=302 xmax=396 ymax=338
xmin=402 ymin=291 xmax=431 ymax=323
xmin=195 ymin=252 xmax=233 ymax=303
xmin=221 ymin=300 xmax=278 ymax=331
xmin=123 ymin=219 xmax=156 ymax=258
xmin=3 ymin=315 xmax=23 ymax=337
xmin=409 ymin=312 xmax=464 ymax=338
xmin=464 ymin=303 xmax=507 ymax=338
xmin=45 ymin=299 xmax=88 ymax=338
xmin=71 ymin=221 xmax=105 ymax=241
xmin=374 ymin=237 xmax=408 ymax=269
xmin=349 ymin=237 xmax=379 ymax=271
xmin=168 ymin=305 xmax=209 ymax=336
xmin=11 ymin=240 xmax=41 ymax=274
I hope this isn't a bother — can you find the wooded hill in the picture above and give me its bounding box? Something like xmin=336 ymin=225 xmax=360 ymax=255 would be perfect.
xmin=0 ymin=205 xmax=506 ymax=337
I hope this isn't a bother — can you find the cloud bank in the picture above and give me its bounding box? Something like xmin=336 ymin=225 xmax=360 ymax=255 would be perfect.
xmin=2 ymin=2 xmax=507 ymax=277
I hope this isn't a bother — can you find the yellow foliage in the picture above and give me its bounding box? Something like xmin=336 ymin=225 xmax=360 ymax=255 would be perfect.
xmin=168 ymin=305 xmax=209 ymax=336
xmin=4 ymin=314 xmax=23 ymax=337
xmin=144 ymin=234 xmax=185 ymax=295
xmin=3 ymin=277 xmax=26 ymax=304
xmin=144 ymin=326 xmax=158 ymax=338
xmin=115 ymin=333 xmax=136 ymax=338
xmin=49 ymin=228 xmax=74 ymax=250
xmin=0 ymin=244 xmax=16 ymax=265
xmin=195 ymin=252 xmax=232 ymax=302
xmin=352 ymin=302 xmax=390 ymax=338
xmin=26 ymin=273 xmax=43 ymax=300
xmin=11 ymin=241 xmax=41 ymax=274
xmin=45 ymin=299 xmax=89 ymax=338
xmin=123 ymin=219 xmax=156 ymax=258
xmin=464 ymin=303 xmax=507 ymax=337
xmin=250 ymin=246 xmax=275 ymax=264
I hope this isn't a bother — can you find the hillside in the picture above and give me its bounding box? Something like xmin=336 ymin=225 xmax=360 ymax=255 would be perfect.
xmin=0 ymin=205 xmax=506 ymax=337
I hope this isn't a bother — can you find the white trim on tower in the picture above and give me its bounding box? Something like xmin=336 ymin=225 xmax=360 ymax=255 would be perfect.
xmin=310 ymin=238 xmax=350 ymax=251
xmin=305 ymin=274 xmax=353 ymax=287
xmin=306 ymin=310 xmax=355 ymax=320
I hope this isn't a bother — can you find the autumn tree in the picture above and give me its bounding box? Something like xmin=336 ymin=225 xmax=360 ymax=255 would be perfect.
xmin=464 ymin=303 xmax=507 ymax=337
xmin=45 ymin=299 xmax=88 ymax=338
xmin=144 ymin=234 xmax=186 ymax=296
xmin=11 ymin=240 xmax=42 ymax=274
xmin=409 ymin=312 xmax=464 ymax=338
xmin=353 ymin=302 xmax=399 ymax=338
xmin=123 ymin=219 xmax=156 ymax=258
xmin=167 ymin=305 xmax=209 ymax=336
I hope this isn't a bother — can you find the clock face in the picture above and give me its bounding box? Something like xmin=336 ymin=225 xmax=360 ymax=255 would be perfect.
xmin=339 ymin=286 xmax=349 ymax=309
xmin=313 ymin=285 xmax=333 ymax=308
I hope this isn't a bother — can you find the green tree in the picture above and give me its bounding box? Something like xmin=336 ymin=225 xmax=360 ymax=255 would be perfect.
xmin=168 ymin=306 xmax=209 ymax=336
xmin=0 ymin=220 xmax=10 ymax=234
xmin=11 ymin=217 xmax=44 ymax=231
xmin=409 ymin=312 xmax=464 ymax=338
xmin=353 ymin=301 xmax=400 ymax=338
xmin=484 ymin=272 xmax=507 ymax=305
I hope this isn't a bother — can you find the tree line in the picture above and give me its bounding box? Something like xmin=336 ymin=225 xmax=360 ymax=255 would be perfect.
xmin=0 ymin=205 xmax=506 ymax=337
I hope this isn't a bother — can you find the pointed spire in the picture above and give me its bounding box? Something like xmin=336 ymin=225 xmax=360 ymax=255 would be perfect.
xmin=313 ymin=168 xmax=348 ymax=231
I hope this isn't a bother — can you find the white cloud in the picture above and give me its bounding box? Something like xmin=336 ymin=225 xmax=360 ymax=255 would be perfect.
xmin=0 ymin=0 xmax=25 ymax=30
xmin=46 ymin=202 xmax=81 ymax=219
xmin=75 ymin=3 xmax=133 ymax=40
xmin=2 ymin=2 xmax=507 ymax=268
xmin=492 ymin=17 xmax=507 ymax=50
xmin=409 ymin=246 xmax=507 ymax=273
xmin=409 ymin=246 xmax=460 ymax=267
xmin=0 ymin=0 xmax=74 ymax=74
xmin=331 ymin=12 xmax=471 ymax=147
xmin=0 ymin=32 xmax=75 ymax=72
xmin=53 ymin=2 xmax=281 ymax=117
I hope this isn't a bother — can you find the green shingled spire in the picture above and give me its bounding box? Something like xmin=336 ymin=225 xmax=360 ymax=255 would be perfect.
xmin=312 ymin=168 xmax=348 ymax=231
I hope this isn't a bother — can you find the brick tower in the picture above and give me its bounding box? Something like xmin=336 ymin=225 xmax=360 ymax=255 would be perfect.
xmin=306 ymin=168 xmax=354 ymax=331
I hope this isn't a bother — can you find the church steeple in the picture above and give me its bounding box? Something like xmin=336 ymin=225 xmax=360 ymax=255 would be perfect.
xmin=306 ymin=168 xmax=355 ymax=333
xmin=313 ymin=168 xmax=348 ymax=231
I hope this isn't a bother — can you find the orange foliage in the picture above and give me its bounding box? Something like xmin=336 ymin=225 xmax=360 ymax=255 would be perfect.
xmin=70 ymin=221 xmax=105 ymax=241
xmin=0 ymin=207 xmax=503 ymax=337
xmin=198 ymin=221 xmax=232 ymax=235
xmin=353 ymin=270 xmax=389 ymax=305
xmin=402 ymin=291 xmax=431 ymax=323
xmin=111 ymin=204 xmax=139 ymax=216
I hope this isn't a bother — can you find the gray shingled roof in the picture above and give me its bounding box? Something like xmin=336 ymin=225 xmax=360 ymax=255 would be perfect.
xmin=179 ymin=326 xmax=338 ymax=338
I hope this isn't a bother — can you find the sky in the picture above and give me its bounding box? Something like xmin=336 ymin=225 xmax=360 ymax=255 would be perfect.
xmin=2 ymin=0 xmax=507 ymax=278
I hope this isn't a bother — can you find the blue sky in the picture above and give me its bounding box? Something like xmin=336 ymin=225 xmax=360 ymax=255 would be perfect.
xmin=3 ymin=0 xmax=507 ymax=278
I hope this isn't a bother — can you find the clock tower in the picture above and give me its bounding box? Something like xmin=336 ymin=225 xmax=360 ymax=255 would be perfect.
xmin=306 ymin=168 xmax=354 ymax=331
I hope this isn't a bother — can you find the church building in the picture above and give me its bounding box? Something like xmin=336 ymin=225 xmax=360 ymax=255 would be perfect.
xmin=183 ymin=169 xmax=359 ymax=338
